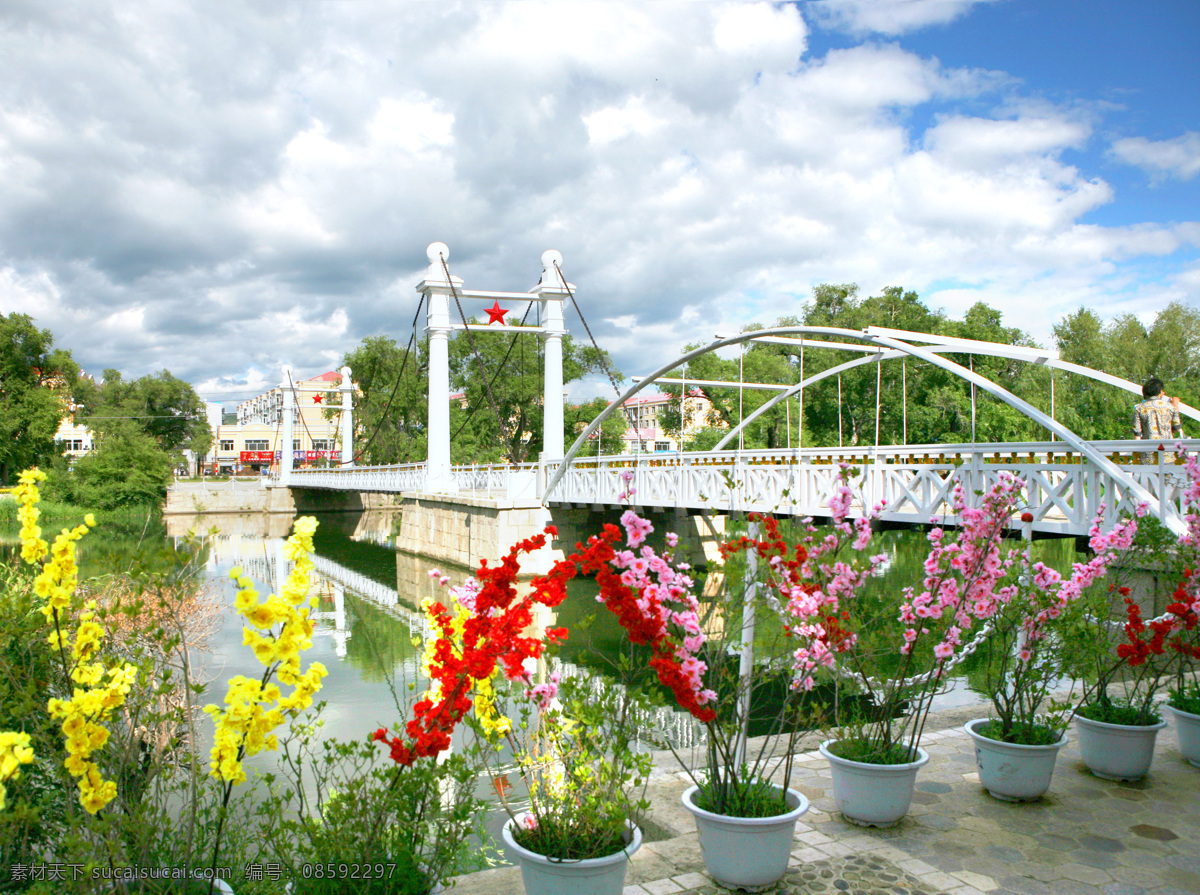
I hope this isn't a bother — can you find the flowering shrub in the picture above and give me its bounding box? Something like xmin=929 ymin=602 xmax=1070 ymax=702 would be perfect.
xmin=206 ymin=516 xmax=327 ymax=785
xmin=13 ymin=468 xmax=137 ymax=814
xmin=373 ymin=517 xmax=702 ymax=856
xmin=0 ymin=732 xmax=34 ymax=811
xmin=1064 ymin=445 xmax=1200 ymax=726
xmin=733 ymin=469 xmax=1025 ymax=762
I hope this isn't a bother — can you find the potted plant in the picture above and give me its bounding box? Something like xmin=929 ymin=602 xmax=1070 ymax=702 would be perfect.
xmin=793 ymin=471 xmax=1031 ymax=825
xmin=371 ymin=527 xmax=649 ymax=895
xmin=567 ymin=505 xmax=811 ymax=892
xmin=1056 ymin=449 xmax=1200 ymax=782
xmin=488 ymin=672 xmax=651 ymax=895
xmin=964 ymin=507 xmax=1138 ymax=800
xmin=1160 ymin=450 xmax=1200 ymax=767
xmin=1166 ymin=679 xmax=1200 ymax=768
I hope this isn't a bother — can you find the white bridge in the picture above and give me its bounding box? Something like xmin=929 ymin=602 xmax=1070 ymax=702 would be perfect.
xmin=278 ymin=243 xmax=1200 ymax=540
xmin=288 ymin=439 xmax=1197 ymax=538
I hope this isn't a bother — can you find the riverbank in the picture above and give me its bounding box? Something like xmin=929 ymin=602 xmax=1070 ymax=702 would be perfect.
xmin=454 ymin=698 xmax=1200 ymax=895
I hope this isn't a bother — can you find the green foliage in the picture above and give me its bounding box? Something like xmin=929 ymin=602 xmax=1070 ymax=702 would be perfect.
xmin=825 ymin=738 xmax=918 ymax=765
xmin=80 ymin=369 xmax=212 ymax=458
xmin=1075 ymin=699 xmax=1162 ymax=727
xmin=1168 ymin=682 xmax=1200 ymax=714
xmin=341 ymin=335 xmax=428 ymax=465
xmin=71 ymin=429 xmax=176 ymax=509
xmin=1054 ymin=300 xmax=1200 ymax=439
xmin=971 ymin=718 xmax=1062 ymax=747
xmin=566 ymin=397 xmax=628 ymax=456
xmin=0 ymin=561 xmax=68 ymax=870
xmin=265 ymin=725 xmax=488 ymax=895
xmin=448 ymin=322 xmax=621 ymax=464
xmin=0 ymin=312 xmax=83 ymax=485
xmin=693 ymin=771 xmax=792 ymax=818
xmin=500 ymin=674 xmax=652 ymax=861
xmin=655 ymin=286 xmax=1198 ymax=450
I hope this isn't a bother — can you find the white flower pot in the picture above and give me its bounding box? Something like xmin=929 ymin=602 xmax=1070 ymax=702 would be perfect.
xmin=680 ymin=784 xmax=808 ymax=892
xmin=501 ymin=816 xmax=641 ymax=895
xmin=965 ymin=719 xmax=1068 ymax=802
xmin=819 ymin=740 xmax=929 ymax=827
xmin=1074 ymin=713 xmax=1167 ymax=781
xmin=1165 ymin=704 xmax=1200 ymax=768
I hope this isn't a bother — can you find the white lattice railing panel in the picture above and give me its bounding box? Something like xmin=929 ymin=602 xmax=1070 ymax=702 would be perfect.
xmin=282 ymin=440 xmax=1199 ymax=537
xmin=288 ymin=463 xmax=428 ymax=492
xmin=544 ymin=440 xmax=1200 ymax=536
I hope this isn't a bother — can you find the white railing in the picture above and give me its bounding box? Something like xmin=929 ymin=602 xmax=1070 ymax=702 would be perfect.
xmin=543 ymin=439 xmax=1200 ymax=536
xmin=282 ymin=440 xmax=1198 ymax=537
xmin=170 ymin=477 xmax=270 ymax=492
xmin=288 ymin=463 xmax=428 ymax=493
xmin=310 ymin=554 xmax=429 ymax=637
xmin=451 ymin=462 xmax=540 ymax=498
xmin=288 ymin=461 xmax=540 ymax=500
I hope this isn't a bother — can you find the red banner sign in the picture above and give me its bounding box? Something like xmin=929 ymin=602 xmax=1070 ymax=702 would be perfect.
xmin=239 ymin=451 xmax=275 ymax=462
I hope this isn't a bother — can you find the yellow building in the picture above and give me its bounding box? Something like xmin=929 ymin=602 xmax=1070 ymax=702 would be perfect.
xmin=213 ymin=371 xmax=347 ymax=473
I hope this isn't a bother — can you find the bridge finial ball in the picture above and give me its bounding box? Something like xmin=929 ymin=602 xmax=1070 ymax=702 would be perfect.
xmin=427 ymin=242 xmax=449 ymax=264
xmin=542 ymin=249 xmax=563 ymax=271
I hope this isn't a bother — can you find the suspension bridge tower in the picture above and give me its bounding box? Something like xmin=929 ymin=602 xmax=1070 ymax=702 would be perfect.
xmin=418 ymin=242 xmax=570 ymax=493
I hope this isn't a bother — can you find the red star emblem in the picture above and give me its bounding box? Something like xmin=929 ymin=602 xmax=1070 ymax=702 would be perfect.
xmin=484 ymin=301 xmax=509 ymax=325
xmin=313 ymin=394 xmax=323 ymax=404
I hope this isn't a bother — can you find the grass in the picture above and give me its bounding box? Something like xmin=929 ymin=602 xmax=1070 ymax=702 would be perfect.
xmin=0 ymin=496 xmax=160 ymax=532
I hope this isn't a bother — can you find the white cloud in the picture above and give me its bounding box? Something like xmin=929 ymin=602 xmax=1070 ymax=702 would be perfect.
xmin=1111 ymin=132 xmax=1200 ymax=182
xmin=0 ymin=0 xmax=1193 ymax=402
xmin=809 ymin=0 xmax=1000 ymax=36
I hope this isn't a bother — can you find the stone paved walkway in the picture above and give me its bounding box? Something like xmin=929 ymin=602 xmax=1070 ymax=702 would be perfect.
xmin=451 ymin=703 xmax=1200 ymax=895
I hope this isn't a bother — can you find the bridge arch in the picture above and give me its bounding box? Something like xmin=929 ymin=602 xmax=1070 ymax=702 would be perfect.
xmin=714 ymin=329 xmax=1199 ymax=452
xmin=548 ymin=325 xmax=1186 ymax=533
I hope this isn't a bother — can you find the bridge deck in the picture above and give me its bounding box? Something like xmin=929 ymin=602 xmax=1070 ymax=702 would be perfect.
xmin=286 ymin=439 xmax=1200 ymax=537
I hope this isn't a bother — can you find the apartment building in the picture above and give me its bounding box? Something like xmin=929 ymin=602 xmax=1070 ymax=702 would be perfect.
xmin=621 ymin=389 xmax=723 ymax=453
xmin=214 ymin=371 xmax=347 ymax=474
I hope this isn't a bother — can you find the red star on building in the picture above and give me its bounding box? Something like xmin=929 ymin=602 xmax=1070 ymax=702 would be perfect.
xmin=484 ymin=301 xmax=509 ymax=325
xmin=312 ymin=394 xmax=323 ymax=404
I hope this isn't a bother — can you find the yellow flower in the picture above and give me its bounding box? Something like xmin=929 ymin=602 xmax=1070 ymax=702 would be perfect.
xmin=0 ymin=732 xmax=35 ymax=811
xmin=207 ymin=517 xmax=324 ymax=786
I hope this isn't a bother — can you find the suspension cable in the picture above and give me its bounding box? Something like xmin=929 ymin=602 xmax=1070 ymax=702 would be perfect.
xmin=450 ymin=300 xmax=535 ymax=447
xmin=553 ymin=260 xmax=637 ymax=434
xmin=353 ymin=292 xmax=426 ymax=463
xmin=286 ymin=369 xmax=320 ymax=453
xmin=441 ymin=255 xmax=519 ymax=463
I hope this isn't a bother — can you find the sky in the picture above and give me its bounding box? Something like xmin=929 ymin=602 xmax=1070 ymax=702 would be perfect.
xmin=1 ymin=0 xmax=1197 ymax=407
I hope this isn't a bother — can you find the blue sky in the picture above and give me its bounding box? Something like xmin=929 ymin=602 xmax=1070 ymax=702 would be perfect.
xmin=0 ymin=0 xmax=1195 ymax=404
xmin=859 ymin=0 xmax=1200 ymax=227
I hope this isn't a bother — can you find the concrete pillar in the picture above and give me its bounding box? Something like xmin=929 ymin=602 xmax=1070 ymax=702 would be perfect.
xmin=420 ymin=242 xmax=460 ymax=493
xmin=280 ymin=368 xmax=295 ymax=484
xmin=339 ymin=365 xmax=354 ymax=467
xmin=534 ymin=249 xmax=568 ymax=460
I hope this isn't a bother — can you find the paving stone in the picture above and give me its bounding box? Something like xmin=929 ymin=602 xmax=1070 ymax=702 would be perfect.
xmin=448 ymin=699 xmax=1200 ymax=895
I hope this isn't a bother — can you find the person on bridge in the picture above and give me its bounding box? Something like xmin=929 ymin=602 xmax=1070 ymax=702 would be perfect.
xmin=1132 ymin=377 xmax=1181 ymax=463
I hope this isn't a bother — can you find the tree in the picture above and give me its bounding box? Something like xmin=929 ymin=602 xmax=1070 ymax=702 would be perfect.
xmin=447 ymin=322 xmax=620 ymax=464
xmin=1052 ymin=301 xmax=1200 ymax=440
xmin=339 ymin=336 xmax=428 ymax=465
xmin=80 ymin=370 xmax=212 ymax=458
xmin=71 ymin=430 xmax=175 ymax=510
xmin=69 ymin=369 xmax=210 ymax=508
xmin=0 ymin=313 xmax=82 ymax=484
xmin=565 ymin=397 xmax=628 ymax=457
xmin=655 ymin=286 xmax=1064 ymax=450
